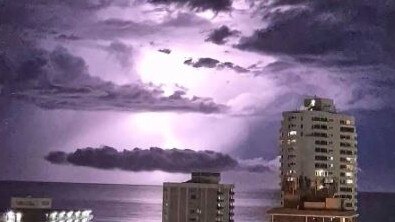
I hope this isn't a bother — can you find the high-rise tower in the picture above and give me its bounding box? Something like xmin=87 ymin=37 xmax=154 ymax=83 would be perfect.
xmin=268 ymin=97 xmax=358 ymax=222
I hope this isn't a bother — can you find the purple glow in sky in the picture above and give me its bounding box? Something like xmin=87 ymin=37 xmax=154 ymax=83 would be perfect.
xmin=1 ymin=0 xmax=395 ymax=192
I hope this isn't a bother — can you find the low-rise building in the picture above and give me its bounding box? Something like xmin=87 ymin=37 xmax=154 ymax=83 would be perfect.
xmin=163 ymin=172 xmax=235 ymax=222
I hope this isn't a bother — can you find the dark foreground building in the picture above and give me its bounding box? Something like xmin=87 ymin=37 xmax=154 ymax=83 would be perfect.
xmin=1 ymin=197 xmax=93 ymax=222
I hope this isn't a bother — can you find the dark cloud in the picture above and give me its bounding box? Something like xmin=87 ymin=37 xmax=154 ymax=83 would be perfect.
xmin=206 ymin=25 xmax=239 ymax=45
xmin=104 ymin=41 xmax=134 ymax=68
xmin=185 ymin=57 xmax=220 ymax=68
xmin=162 ymin=12 xmax=210 ymax=27
xmin=55 ymin=34 xmax=82 ymax=41
xmin=0 ymin=46 xmax=226 ymax=113
xmin=148 ymin=0 xmax=233 ymax=12
xmin=238 ymin=0 xmax=395 ymax=66
xmin=158 ymin=48 xmax=171 ymax=54
xmin=184 ymin=57 xmax=249 ymax=73
xmin=45 ymin=146 xmax=237 ymax=172
xmin=88 ymin=18 xmax=156 ymax=39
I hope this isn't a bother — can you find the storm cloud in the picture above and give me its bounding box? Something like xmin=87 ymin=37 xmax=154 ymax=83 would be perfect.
xmin=184 ymin=57 xmax=249 ymax=73
xmin=239 ymin=0 xmax=395 ymax=66
xmin=148 ymin=0 xmax=233 ymax=12
xmin=104 ymin=41 xmax=134 ymax=68
xmin=45 ymin=146 xmax=276 ymax=173
xmin=206 ymin=25 xmax=239 ymax=45
xmin=0 ymin=46 xmax=226 ymax=113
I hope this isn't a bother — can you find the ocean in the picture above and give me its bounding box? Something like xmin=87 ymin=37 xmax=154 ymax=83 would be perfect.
xmin=0 ymin=181 xmax=394 ymax=222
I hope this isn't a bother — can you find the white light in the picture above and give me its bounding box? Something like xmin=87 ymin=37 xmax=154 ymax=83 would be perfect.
xmin=66 ymin=211 xmax=73 ymax=218
xmin=59 ymin=211 xmax=66 ymax=219
xmin=345 ymin=172 xmax=353 ymax=177
xmin=6 ymin=211 xmax=15 ymax=221
xmin=49 ymin=211 xmax=58 ymax=220
xmin=287 ymin=177 xmax=295 ymax=181
xmin=315 ymin=169 xmax=326 ymax=177
xmin=310 ymin=99 xmax=316 ymax=107
xmin=289 ymin=131 xmax=297 ymax=136
xmin=15 ymin=212 xmax=22 ymax=222
xmin=346 ymin=179 xmax=353 ymax=184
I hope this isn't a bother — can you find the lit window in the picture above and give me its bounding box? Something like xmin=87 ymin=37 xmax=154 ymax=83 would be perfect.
xmin=329 ymin=156 xmax=334 ymax=160
xmin=346 ymin=120 xmax=351 ymax=125
xmin=311 ymin=99 xmax=316 ymax=107
xmin=315 ymin=169 xmax=326 ymax=177
xmin=346 ymin=179 xmax=353 ymax=184
xmin=345 ymin=172 xmax=353 ymax=177
xmin=289 ymin=131 xmax=297 ymax=136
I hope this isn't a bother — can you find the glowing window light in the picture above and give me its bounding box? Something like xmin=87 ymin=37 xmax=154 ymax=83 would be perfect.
xmin=6 ymin=211 xmax=15 ymax=222
xmin=15 ymin=212 xmax=22 ymax=222
xmin=289 ymin=131 xmax=297 ymax=136
xmin=315 ymin=169 xmax=326 ymax=177
xmin=346 ymin=179 xmax=353 ymax=184
xmin=311 ymin=99 xmax=316 ymax=107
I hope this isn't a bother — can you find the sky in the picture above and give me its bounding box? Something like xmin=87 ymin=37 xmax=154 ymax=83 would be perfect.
xmin=1 ymin=0 xmax=395 ymax=192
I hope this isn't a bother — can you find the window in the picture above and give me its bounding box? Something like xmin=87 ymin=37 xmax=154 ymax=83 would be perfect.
xmin=340 ymin=164 xmax=354 ymax=171
xmin=315 ymin=163 xmax=328 ymax=169
xmin=315 ymin=169 xmax=327 ymax=176
xmin=312 ymin=117 xmax=328 ymax=122
xmin=312 ymin=132 xmax=328 ymax=137
xmin=340 ymin=150 xmax=353 ymax=155
xmin=312 ymin=124 xmax=328 ymax=130
xmin=340 ymin=127 xmax=354 ymax=133
xmin=315 ymin=147 xmax=327 ymax=153
xmin=340 ymin=142 xmax=352 ymax=147
xmin=288 ymin=131 xmax=297 ymax=136
xmin=340 ymin=187 xmax=353 ymax=192
xmin=315 ymin=140 xmax=328 ymax=145
xmin=345 ymin=172 xmax=353 ymax=177
xmin=340 ymin=134 xmax=351 ymax=140
xmin=340 ymin=120 xmax=352 ymax=125
xmin=287 ymin=177 xmax=296 ymax=181
xmin=346 ymin=179 xmax=353 ymax=184
xmin=288 ymin=155 xmax=296 ymax=159
xmin=315 ymin=155 xmax=327 ymax=161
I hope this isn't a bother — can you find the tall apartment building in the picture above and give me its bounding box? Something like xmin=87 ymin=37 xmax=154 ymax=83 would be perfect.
xmin=162 ymin=172 xmax=235 ymax=222
xmin=268 ymin=97 xmax=358 ymax=222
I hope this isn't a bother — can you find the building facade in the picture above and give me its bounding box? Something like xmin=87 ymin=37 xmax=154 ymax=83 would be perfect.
xmin=269 ymin=97 xmax=358 ymax=222
xmin=162 ymin=172 xmax=234 ymax=222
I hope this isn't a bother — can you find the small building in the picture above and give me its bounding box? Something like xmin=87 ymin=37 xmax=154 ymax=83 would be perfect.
xmin=162 ymin=172 xmax=235 ymax=222
xmin=1 ymin=197 xmax=93 ymax=222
